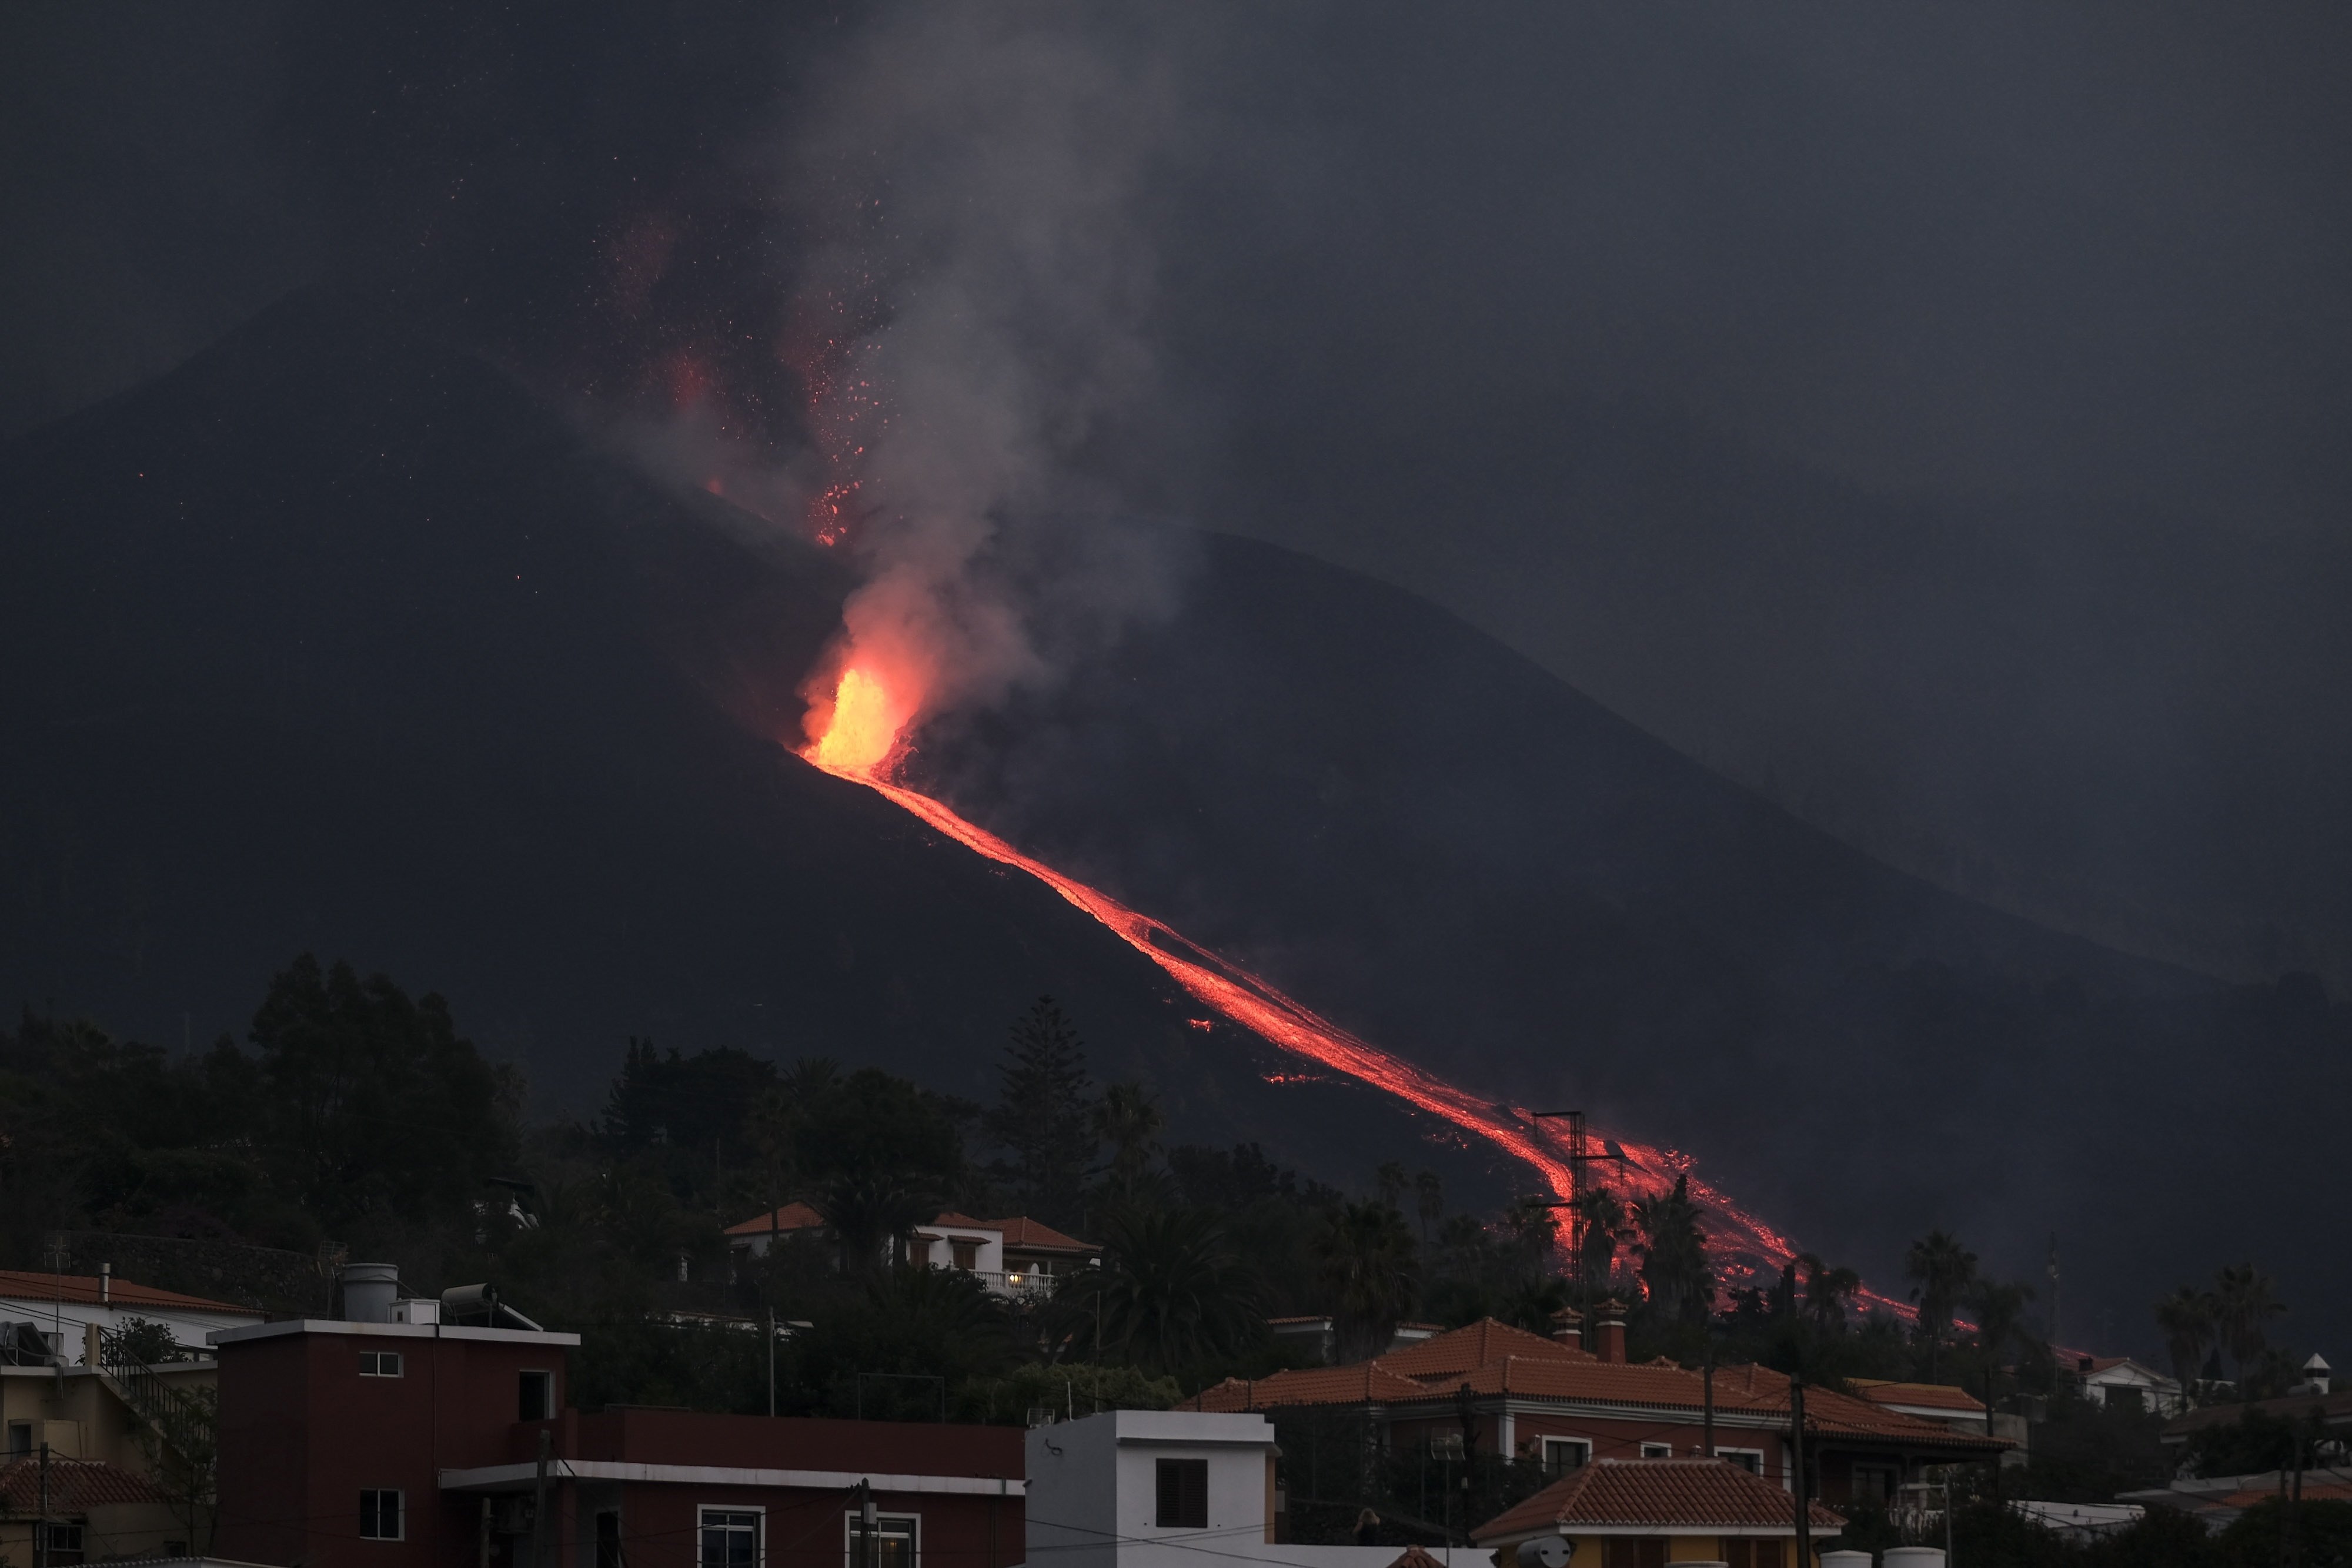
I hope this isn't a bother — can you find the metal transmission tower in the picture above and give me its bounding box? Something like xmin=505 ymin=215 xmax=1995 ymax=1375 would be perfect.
xmin=1528 ymin=1111 xmax=1629 ymax=1326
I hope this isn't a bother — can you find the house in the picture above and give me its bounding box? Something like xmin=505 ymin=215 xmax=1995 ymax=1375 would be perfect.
xmin=2069 ymin=1358 xmax=2184 ymax=1417
xmin=1024 ymin=1407 xmax=1489 ymax=1568
xmin=2120 ymin=1468 xmax=2352 ymax=1533
xmin=2161 ymin=1385 xmax=2352 ymax=1454
xmin=1188 ymin=1308 xmax=2007 ymax=1507
xmin=726 ymin=1208 xmax=1098 ymax=1299
xmin=2 ymin=1283 xmax=228 ymax=1560
xmin=211 ymin=1263 xmax=1024 ymax=1568
xmin=1846 ymin=1383 xmax=1987 ymax=1434
xmin=1472 ymin=1456 xmax=1845 ymax=1567
xmin=0 ymin=1268 xmax=263 ymax=1360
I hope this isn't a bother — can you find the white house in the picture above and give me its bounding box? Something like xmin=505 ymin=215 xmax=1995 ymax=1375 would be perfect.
xmin=1022 ymin=1407 xmax=1489 ymax=1568
xmin=0 ymin=1268 xmax=262 ymax=1360
xmin=726 ymin=1206 xmax=1097 ymax=1300
xmin=2074 ymin=1357 xmax=2185 ymax=1416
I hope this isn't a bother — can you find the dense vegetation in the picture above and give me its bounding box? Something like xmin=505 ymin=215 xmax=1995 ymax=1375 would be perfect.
xmin=0 ymin=958 xmax=2325 ymax=1556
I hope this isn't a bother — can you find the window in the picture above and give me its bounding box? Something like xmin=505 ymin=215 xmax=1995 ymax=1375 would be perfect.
xmin=1155 ymin=1458 xmax=1209 ymax=1530
xmin=597 ymin=1511 xmax=623 ymax=1568
xmin=1714 ymin=1448 xmax=1764 ymax=1475
xmin=949 ymin=1239 xmax=979 ymax=1272
xmin=360 ymin=1490 xmax=405 ymax=1542
xmin=1602 ymin=1539 xmax=1665 ymax=1568
xmin=360 ymin=1350 xmax=405 ymax=1377
xmin=1724 ymin=1542 xmax=1785 ymax=1568
xmin=1542 ymin=1438 xmax=1591 ymax=1477
xmin=5 ymin=1420 xmax=29 ymax=1455
xmin=38 ymin=1523 xmax=85 ymax=1566
xmin=1851 ymin=1466 xmax=1897 ymax=1507
xmin=519 ymin=1369 xmax=554 ymax=1421
xmin=701 ymin=1509 xmax=761 ymax=1568
xmin=1638 ymin=1443 xmax=1673 ymax=1459
xmin=843 ymin=1513 xmax=919 ymax=1568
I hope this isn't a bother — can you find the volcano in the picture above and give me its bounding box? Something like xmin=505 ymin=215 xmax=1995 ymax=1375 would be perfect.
xmin=3 ymin=292 xmax=2345 ymax=1345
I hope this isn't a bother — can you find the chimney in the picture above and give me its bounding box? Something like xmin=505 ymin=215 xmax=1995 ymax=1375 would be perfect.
xmin=1550 ymin=1308 xmax=1583 ymax=1351
xmin=341 ymin=1262 xmax=400 ymax=1323
xmin=99 ymin=1262 xmax=110 ymax=1307
xmin=1595 ymin=1299 xmax=1628 ymax=1364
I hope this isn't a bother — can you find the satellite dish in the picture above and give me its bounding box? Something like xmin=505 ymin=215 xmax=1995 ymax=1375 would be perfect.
xmin=1519 ymin=1537 xmax=1572 ymax=1568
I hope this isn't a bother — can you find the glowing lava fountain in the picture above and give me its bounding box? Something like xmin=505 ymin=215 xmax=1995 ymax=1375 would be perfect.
xmin=798 ymin=664 xmax=1822 ymax=1291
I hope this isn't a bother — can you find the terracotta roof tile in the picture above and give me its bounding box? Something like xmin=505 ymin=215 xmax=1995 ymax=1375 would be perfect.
xmin=985 ymin=1217 xmax=1097 ymax=1253
xmin=1381 ymin=1318 xmax=1593 ymax=1379
xmin=1190 ymin=1362 xmax=1435 ymax=1410
xmin=1850 ymin=1380 xmax=1987 ymax=1415
xmin=1388 ymin=1547 xmax=1449 ymax=1568
xmin=723 ymin=1202 xmax=825 ymax=1238
xmin=1474 ymin=1458 xmax=1845 ymax=1542
xmin=0 ymin=1270 xmax=255 ymax=1316
xmin=0 ymin=1456 xmax=168 ymax=1512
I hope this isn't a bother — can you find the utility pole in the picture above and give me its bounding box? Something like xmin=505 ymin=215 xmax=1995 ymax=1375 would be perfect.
xmin=36 ymin=1442 xmax=50 ymax=1568
xmin=2046 ymin=1233 xmax=2062 ymax=1353
xmin=767 ymin=1306 xmax=777 ymax=1418
xmin=530 ymin=1427 xmax=553 ymax=1568
xmin=856 ymin=1480 xmax=877 ymax=1568
xmin=1530 ymin=1112 xmax=1627 ymax=1321
xmin=1702 ymin=1342 xmax=1716 ymax=1459
xmin=1790 ymin=1380 xmax=1810 ymax=1568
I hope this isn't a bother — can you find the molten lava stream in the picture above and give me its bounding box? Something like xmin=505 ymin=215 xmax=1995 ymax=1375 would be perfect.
xmin=797 ymin=667 xmax=1833 ymax=1294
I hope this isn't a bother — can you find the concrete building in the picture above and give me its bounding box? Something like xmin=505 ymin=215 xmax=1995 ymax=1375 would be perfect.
xmin=211 ymin=1264 xmax=1025 ymax=1568
xmin=2070 ymin=1358 xmax=2184 ymax=1417
xmin=1472 ymin=1456 xmax=1845 ymax=1568
xmin=1023 ymin=1409 xmax=1487 ymax=1568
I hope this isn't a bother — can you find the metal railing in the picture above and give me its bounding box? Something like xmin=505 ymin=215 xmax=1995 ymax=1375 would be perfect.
xmin=96 ymin=1327 xmax=218 ymax=1486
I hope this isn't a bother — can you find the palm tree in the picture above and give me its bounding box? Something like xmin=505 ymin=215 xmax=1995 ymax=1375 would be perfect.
xmin=1799 ymin=1254 xmax=1863 ymax=1332
xmin=1903 ymin=1229 xmax=1979 ymax=1379
xmin=2154 ymin=1285 xmax=2219 ymax=1388
xmin=1966 ymin=1279 xmax=2034 ymax=1359
xmin=1317 ymin=1199 xmax=1422 ymax=1362
xmin=1057 ymin=1208 xmax=1264 ymax=1373
xmin=2211 ymin=1263 xmax=2284 ymax=1383
xmin=1092 ymin=1082 xmax=1165 ymax=1203
xmin=1633 ymin=1176 xmax=1712 ymax=1325
xmin=1573 ymin=1187 xmax=1626 ymax=1295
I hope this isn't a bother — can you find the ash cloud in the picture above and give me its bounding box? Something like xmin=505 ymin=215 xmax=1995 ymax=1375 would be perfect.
xmin=768 ymin=4 xmax=1194 ymax=731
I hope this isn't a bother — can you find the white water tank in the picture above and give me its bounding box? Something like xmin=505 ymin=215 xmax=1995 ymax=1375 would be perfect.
xmin=1885 ymin=1548 xmax=1946 ymax=1568
xmin=342 ymin=1262 xmax=400 ymax=1323
xmin=1820 ymin=1552 xmax=1872 ymax=1568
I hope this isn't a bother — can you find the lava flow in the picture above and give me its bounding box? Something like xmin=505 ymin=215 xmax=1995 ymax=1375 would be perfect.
xmin=798 ymin=663 xmax=1825 ymax=1294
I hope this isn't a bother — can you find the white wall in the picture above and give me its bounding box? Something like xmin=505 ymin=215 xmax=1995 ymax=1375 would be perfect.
xmin=1022 ymin=1409 xmax=1489 ymax=1568
xmin=0 ymin=1296 xmax=259 ymax=1359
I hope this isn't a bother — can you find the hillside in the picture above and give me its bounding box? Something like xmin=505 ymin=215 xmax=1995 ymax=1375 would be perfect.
xmin=3 ymin=290 xmax=2345 ymax=1349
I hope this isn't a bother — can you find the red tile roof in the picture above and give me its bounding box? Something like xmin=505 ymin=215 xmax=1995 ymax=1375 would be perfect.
xmin=1388 ymin=1548 xmax=1449 ymax=1568
xmin=1190 ymin=1363 xmax=1436 ymax=1410
xmin=0 ymin=1455 xmax=168 ymax=1512
xmin=1851 ymin=1380 xmax=1987 ymax=1415
xmin=925 ymin=1212 xmax=998 ymax=1231
xmin=985 ymin=1217 xmax=1095 ymax=1253
xmin=723 ymin=1202 xmax=825 ymax=1238
xmin=0 ymin=1270 xmax=255 ymax=1316
xmin=1474 ymin=1459 xmax=1845 ymax=1542
xmin=2220 ymin=1480 xmax=2352 ymax=1509
xmin=1381 ymin=1318 xmax=1593 ymax=1379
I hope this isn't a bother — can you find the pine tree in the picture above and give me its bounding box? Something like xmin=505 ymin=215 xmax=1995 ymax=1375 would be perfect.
xmin=984 ymin=997 xmax=1096 ymax=1229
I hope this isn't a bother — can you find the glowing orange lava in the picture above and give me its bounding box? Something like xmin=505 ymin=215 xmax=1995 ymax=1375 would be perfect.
xmin=794 ymin=664 xmax=1875 ymax=1301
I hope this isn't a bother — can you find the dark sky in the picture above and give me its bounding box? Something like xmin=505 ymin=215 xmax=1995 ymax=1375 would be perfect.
xmin=9 ymin=2 xmax=2352 ymax=984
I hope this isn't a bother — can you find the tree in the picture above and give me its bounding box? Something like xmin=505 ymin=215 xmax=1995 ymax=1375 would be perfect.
xmin=1573 ymin=1186 xmax=1626 ymax=1295
xmin=246 ymin=954 xmax=519 ymax=1237
xmin=799 ymin=1069 xmax=966 ymax=1271
xmin=1058 ymin=1208 xmax=1265 ymax=1373
xmin=1092 ymin=1082 xmax=1164 ymax=1206
xmin=1903 ymin=1229 xmax=1979 ymax=1379
xmin=1633 ymin=1176 xmax=1712 ymax=1325
xmin=1317 ymin=1199 xmax=1422 ymax=1362
xmin=1966 ymin=1279 xmax=2035 ymax=1360
xmin=2154 ymin=1285 xmax=2218 ymax=1389
xmin=1414 ymin=1170 xmax=1444 ymax=1249
xmin=1799 ymin=1254 xmax=1862 ymax=1332
xmin=984 ymin=998 xmax=1095 ymax=1228
xmin=2210 ymin=1263 xmax=2284 ymax=1383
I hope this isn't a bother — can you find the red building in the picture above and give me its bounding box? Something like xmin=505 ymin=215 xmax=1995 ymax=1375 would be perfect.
xmin=212 ymin=1269 xmax=1023 ymax=1568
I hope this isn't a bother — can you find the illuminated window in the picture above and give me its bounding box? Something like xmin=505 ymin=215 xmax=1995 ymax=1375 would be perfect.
xmin=843 ymin=1513 xmax=918 ymax=1568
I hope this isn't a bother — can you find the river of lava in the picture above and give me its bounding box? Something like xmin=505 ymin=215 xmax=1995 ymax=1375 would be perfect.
xmin=803 ymin=747 xmax=1849 ymax=1296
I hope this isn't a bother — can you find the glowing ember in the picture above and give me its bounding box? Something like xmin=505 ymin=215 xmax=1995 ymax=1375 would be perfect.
xmin=803 ymin=666 xmax=913 ymax=773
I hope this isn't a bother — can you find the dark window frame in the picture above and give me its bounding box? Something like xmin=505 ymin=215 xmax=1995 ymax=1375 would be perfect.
xmin=700 ymin=1507 xmax=763 ymax=1568
xmin=1155 ymin=1457 xmax=1209 ymax=1530
xmin=360 ymin=1350 xmax=405 ymax=1378
xmin=360 ymin=1489 xmax=405 ymax=1542
xmin=519 ymin=1368 xmax=554 ymax=1421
